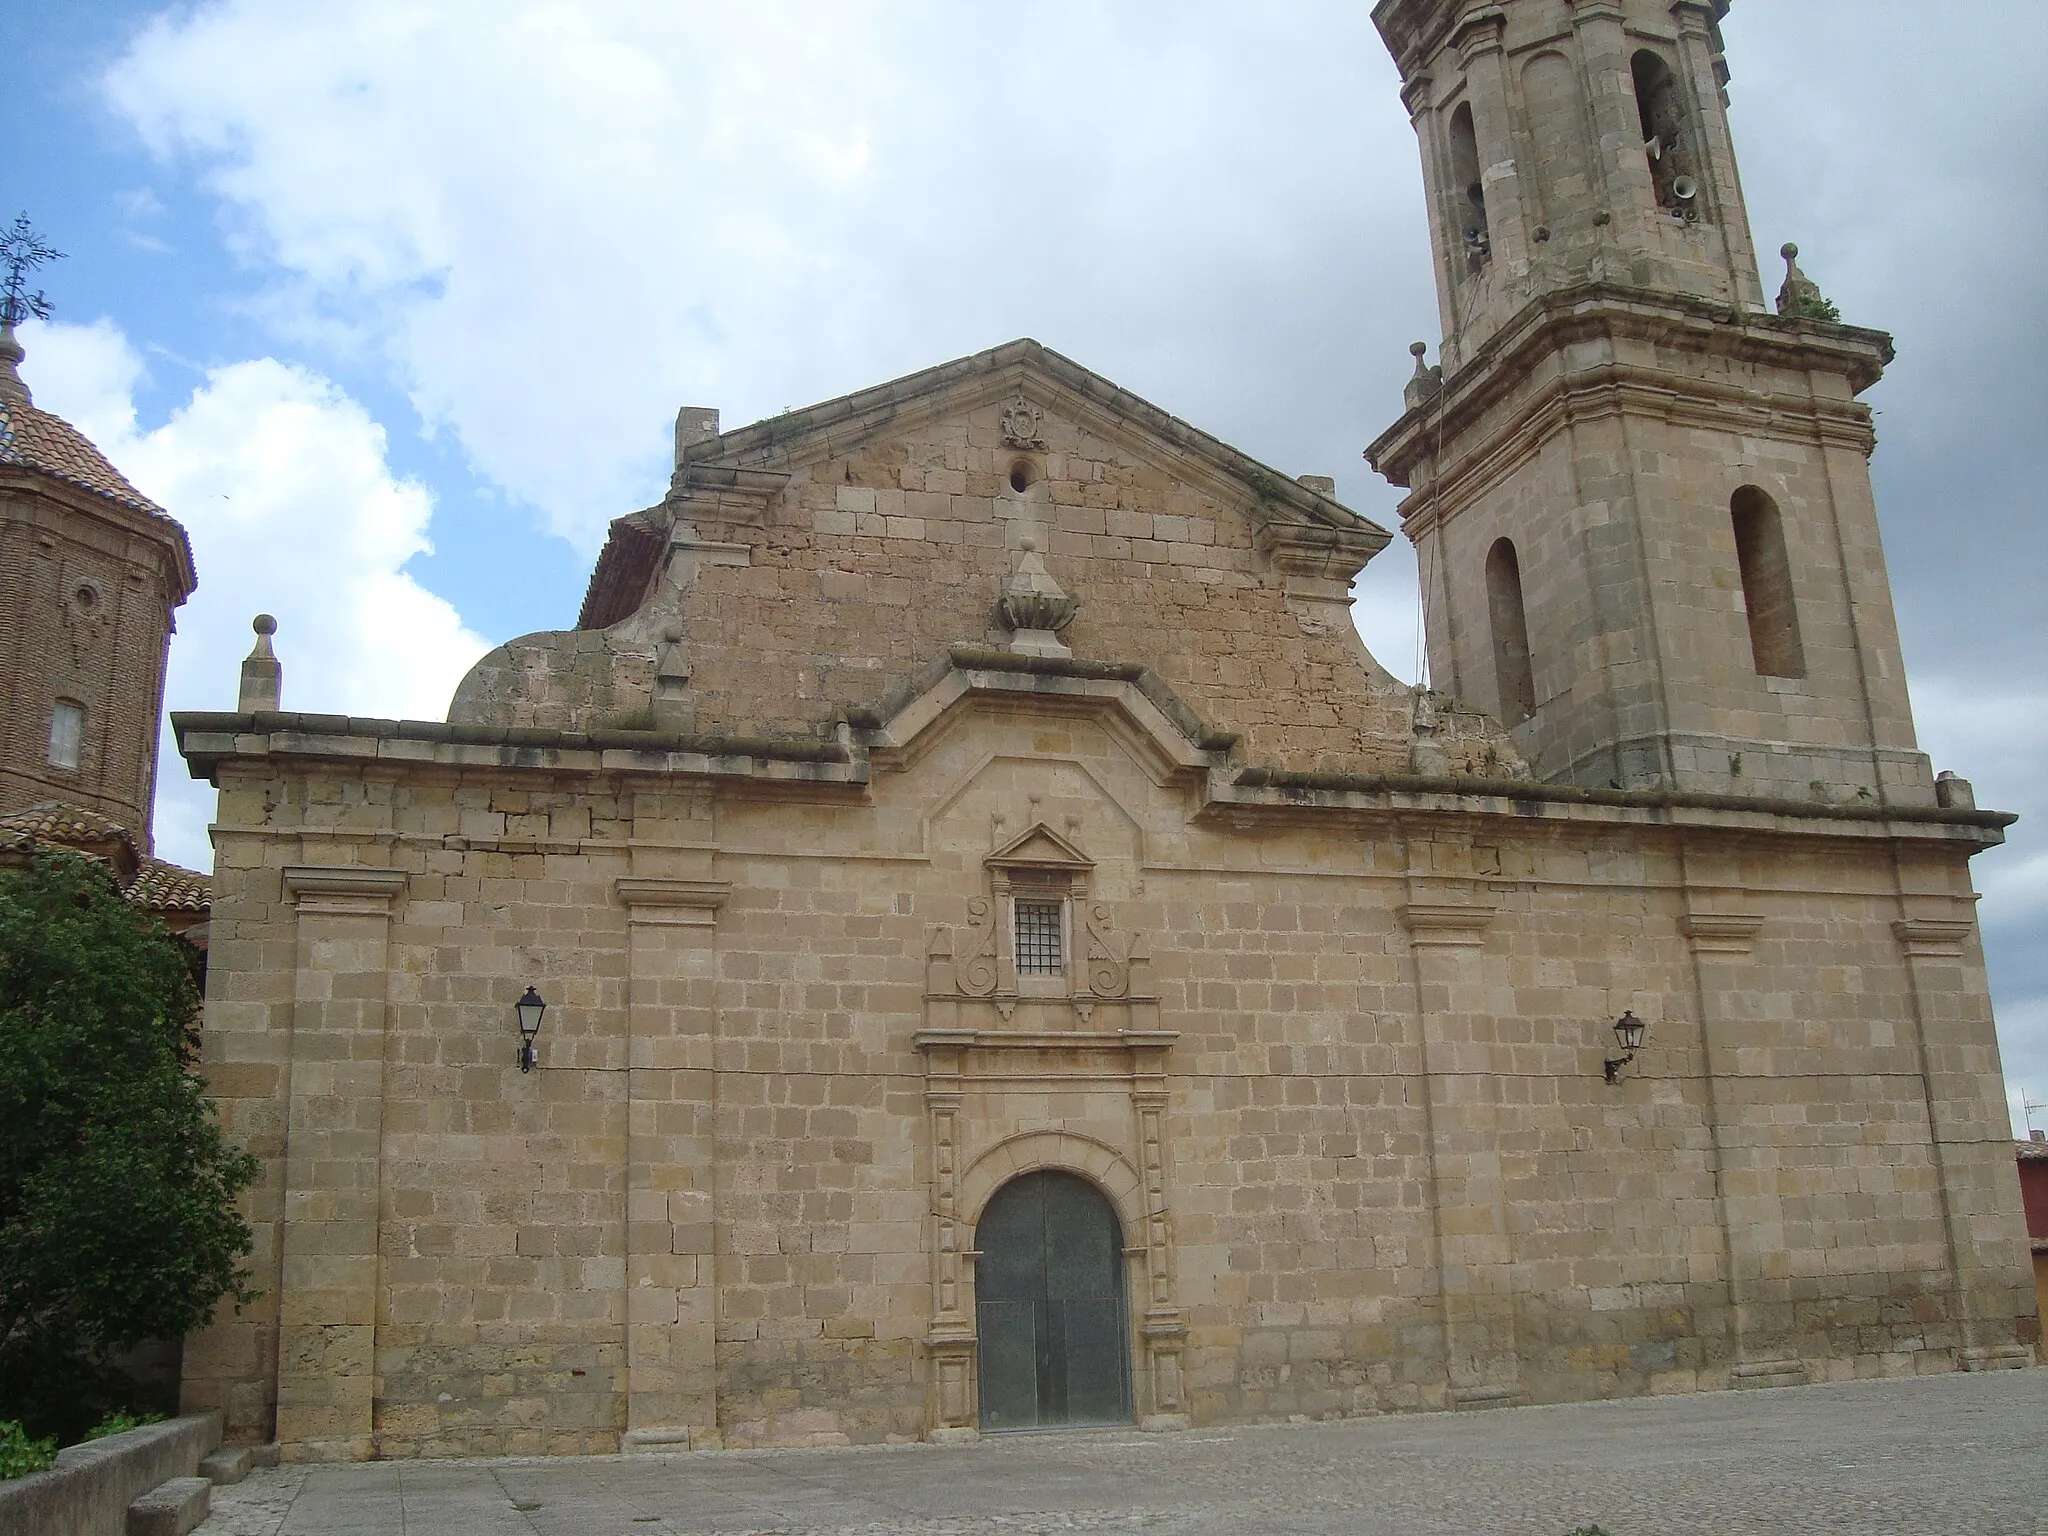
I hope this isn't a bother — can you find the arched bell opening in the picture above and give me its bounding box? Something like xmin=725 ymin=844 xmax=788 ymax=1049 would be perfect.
xmin=1630 ymin=48 xmax=1701 ymax=218
xmin=1484 ymin=536 xmax=1537 ymax=726
xmin=972 ymin=1168 xmax=1134 ymax=1430
xmin=1447 ymin=101 xmax=1490 ymax=270
xmin=1730 ymin=485 xmax=1805 ymax=678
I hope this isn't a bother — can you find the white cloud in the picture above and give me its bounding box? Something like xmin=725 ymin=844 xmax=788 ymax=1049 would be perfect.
xmin=101 ymin=1 xmax=1415 ymax=553
xmin=19 ymin=318 xmax=491 ymax=874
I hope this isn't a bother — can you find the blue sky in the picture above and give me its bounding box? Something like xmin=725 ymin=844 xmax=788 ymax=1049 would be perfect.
xmin=5 ymin=1 xmax=2046 ymax=1132
xmin=1 ymin=0 xmax=578 ymax=640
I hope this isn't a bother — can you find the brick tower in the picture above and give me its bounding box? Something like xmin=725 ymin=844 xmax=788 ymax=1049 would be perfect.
xmin=0 ymin=323 xmax=195 ymax=851
xmin=1368 ymin=0 xmax=1934 ymax=806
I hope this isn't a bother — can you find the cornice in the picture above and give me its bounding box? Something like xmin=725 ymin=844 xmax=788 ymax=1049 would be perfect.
xmin=1400 ymin=901 xmax=1497 ymax=945
xmin=1372 ymin=0 xmax=1467 ymax=80
xmin=1214 ymin=765 xmax=2013 ymax=845
xmin=614 ymin=876 xmax=730 ymax=910
xmin=1368 ymin=283 xmax=1894 ymax=489
xmin=1892 ymin=917 xmax=1976 ymax=959
xmin=282 ymin=864 xmax=407 ymax=914
xmin=1253 ymin=519 xmax=1391 ymax=582
xmin=1679 ymin=912 xmax=1765 ymax=955
xmin=177 ymin=696 xmax=2014 ymax=853
xmin=1392 ymin=366 xmax=1880 ymax=539
xmin=663 ymin=464 xmax=792 ymax=524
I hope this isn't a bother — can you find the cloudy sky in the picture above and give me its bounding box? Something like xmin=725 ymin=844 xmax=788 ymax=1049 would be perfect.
xmin=4 ymin=2 xmax=2044 ymax=1130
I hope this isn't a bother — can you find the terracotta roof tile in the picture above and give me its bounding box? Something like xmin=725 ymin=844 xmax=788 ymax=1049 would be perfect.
xmin=128 ymin=856 xmax=211 ymax=913
xmin=0 ymin=398 xmax=164 ymax=516
xmin=577 ymin=511 xmax=666 ymax=630
xmin=2017 ymin=1139 xmax=2048 ymax=1162
xmin=0 ymin=800 xmax=210 ymax=916
xmin=0 ymin=800 xmax=133 ymax=844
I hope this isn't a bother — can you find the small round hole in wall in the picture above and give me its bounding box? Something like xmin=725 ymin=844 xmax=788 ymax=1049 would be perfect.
xmin=1008 ymin=460 xmax=1034 ymax=494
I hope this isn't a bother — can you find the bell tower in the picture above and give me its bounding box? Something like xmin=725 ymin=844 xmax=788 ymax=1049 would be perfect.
xmin=0 ymin=321 xmax=195 ymax=848
xmin=1368 ymin=0 xmax=1935 ymax=805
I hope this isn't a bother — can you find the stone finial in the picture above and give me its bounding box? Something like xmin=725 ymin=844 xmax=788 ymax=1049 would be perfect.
xmin=995 ymin=533 xmax=1078 ymax=658
xmin=1403 ymin=341 xmax=1443 ymax=411
xmin=1408 ymin=686 xmax=1451 ymax=776
xmin=239 ymin=614 xmax=282 ymax=712
xmin=651 ymin=620 xmax=693 ymax=730
xmin=0 ymin=323 xmax=27 ymax=406
xmin=1775 ymin=242 xmax=1839 ymax=322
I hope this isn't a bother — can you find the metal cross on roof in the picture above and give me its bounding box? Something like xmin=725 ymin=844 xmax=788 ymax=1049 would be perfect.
xmin=0 ymin=214 xmax=65 ymax=328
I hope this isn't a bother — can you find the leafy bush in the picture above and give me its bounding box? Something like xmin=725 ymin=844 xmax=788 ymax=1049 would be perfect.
xmin=1784 ymin=291 xmax=1841 ymax=323
xmin=83 ymin=1408 xmax=164 ymax=1441
xmin=0 ymin=1418 xmax=56 ymax=1480
xmin=0 ymin=852 xmax=259 ymax=1443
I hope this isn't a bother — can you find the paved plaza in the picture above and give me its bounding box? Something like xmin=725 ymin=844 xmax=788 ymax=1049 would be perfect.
xmin=193 ymin=1369 xmax=2048 ymax=1536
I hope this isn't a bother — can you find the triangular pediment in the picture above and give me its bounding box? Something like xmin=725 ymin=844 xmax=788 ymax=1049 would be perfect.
xmin=580 ymin=339 xmax=1389 ymax=629
xmin=671 ymin=338 xmax=1387 ymax=555
xmin=986 ymin=821 xmax=1094 ymax=873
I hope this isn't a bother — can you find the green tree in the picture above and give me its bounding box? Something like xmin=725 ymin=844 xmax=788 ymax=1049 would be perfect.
xmin=0 ymin=851 xmax=257 ymax=1442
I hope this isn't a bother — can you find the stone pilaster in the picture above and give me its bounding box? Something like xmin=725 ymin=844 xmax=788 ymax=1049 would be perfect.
xmin=1676 ymin=904 xmax=1797 ymax=1388
xmin=274 ymin=865 xmax=406 ymax=1461
xmin=1566 ymin=0 xmax=1662 ymax=255
xmin=1670 ymin=0 xmax=1764 ymax=307
xmin=1130 ymin=1027 xmax=1187 ymax=1431
xmin=1451 ymin=7 xmax=1530 ymax=279
xmin=916 ymin=1029 xmax=979 ymax=1441
xmin=614 ymin=875 xmax=731 ymax=1451
xmin=1891 ymin=897 xmax=2035 ymax=1370
xmin=1401 ymin=898 xmax=1519 ymax=1408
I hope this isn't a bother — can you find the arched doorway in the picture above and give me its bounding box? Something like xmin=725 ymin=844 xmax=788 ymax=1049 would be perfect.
xmin=974 ymin=1169 xmax=1132 ymax=1429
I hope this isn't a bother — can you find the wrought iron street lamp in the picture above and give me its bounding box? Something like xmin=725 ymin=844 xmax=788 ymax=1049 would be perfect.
xmin=1603 ymin=1010 xmax=1647 ymax=1084
xmin=515 ymin=986 xmax=547 ymax=1073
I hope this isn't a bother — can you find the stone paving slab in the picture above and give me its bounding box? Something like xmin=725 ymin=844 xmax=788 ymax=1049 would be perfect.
xmin=192 ymin=1369 xmax=2048 ymax=1536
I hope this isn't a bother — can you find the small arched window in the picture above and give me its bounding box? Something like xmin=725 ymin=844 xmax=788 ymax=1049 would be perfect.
xmin=1447 ymin=102 xmax=1489 ymax=265
xmin=47 ymin=700 xmax=84 ymax=770
xmin=1484 ymin=537 xmax=1536 ymax=725
xmin=1730 ymin=487 xmax=1805 ymax=678
xmin=1630 ymin=49 xmax=1696 ymax=215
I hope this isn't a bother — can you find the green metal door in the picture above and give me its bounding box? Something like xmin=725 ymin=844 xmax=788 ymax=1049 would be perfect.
xmin=975 ymin=1169 xmax=1132 ymax=1429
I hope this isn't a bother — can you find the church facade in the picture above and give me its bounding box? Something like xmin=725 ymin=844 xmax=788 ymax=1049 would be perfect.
xmin=174 ymin=0 xmax=2037 ymax=1461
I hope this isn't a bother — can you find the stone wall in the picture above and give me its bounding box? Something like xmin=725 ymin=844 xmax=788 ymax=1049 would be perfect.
xmin=177 ymin=688 xmax=2037 ymax=1458
xmin=0 ymin=1412 xmax=221 ymax=1536
xmin=450 ymin=386 xmax=1474 ymax=780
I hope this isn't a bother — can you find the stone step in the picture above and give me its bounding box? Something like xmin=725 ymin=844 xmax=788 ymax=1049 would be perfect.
xmin=127 ymin=1475 xmax=211 ymax=1536
xmin=199 ymin=1445 xmax=253 ymax=1485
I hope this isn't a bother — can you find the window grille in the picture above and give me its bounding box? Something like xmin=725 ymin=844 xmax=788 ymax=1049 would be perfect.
xmin=1014 ymin=899 xmax=1064 ymax=975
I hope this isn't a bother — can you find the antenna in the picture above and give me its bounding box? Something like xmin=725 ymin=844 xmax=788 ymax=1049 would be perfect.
xmin=2025 ymin=1094 xmax=2046 ymax=1137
